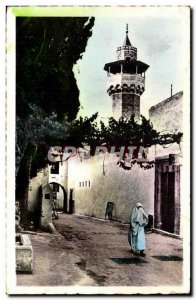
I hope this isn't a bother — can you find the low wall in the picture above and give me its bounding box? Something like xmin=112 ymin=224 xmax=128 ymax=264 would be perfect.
xmin=16 ymin=234 xmax=33 ymax=273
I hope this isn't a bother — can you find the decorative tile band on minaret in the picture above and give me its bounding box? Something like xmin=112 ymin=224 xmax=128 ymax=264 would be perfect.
xmin=104 ymin=24 xmax=149 ymax=120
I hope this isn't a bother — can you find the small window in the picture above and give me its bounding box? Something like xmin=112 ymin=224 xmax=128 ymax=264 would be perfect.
xmin=45 ymin=193 xmax=50 ymax=199
xmin=82 ymin=182 xmax=84 ymax=187
xmin=79 ymin=182 xmax=81 ymax=188
xmin=88 ymin=181 xmax=90 ymax=187
xmin=50 ymin=163 xmax=59 ymax=174
xmin=85 ymin=181 xmax=87 ymax=187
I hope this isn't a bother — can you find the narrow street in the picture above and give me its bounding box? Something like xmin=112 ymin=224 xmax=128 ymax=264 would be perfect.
xmin=17 ymin=214 xmax=183 ymax=286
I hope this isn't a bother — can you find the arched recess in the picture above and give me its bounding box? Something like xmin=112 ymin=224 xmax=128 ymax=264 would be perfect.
xmin=40 ymin=182 xmax=67 ymax=232
xmin=41 ymin=183 xmax=53 ymax=230
xmin=49 ymin=182 xmax=67 ymax=213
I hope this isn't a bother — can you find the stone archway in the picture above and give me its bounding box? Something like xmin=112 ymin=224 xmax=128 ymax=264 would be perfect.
xmin=49 ymin=182 xmax=67 ymax=213
xmin=41 ymin=183 xmax=67 ymax=232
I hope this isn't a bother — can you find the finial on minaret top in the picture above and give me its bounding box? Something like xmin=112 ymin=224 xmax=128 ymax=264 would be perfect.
xmin=116 ymin=23 xmax=137 ymax=61
xmin=123 ymin=24 xmax=131 ymax=47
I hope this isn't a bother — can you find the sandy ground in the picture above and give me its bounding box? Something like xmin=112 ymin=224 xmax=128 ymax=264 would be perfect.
xmin=17 ymin=213 xmax=183 ymax=287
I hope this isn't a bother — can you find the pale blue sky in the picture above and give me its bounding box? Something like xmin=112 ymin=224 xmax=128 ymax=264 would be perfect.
xmin=74 ymin=10 xmax=189 ymax=120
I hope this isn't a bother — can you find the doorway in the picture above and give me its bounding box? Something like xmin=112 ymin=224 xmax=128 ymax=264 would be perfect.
xmin=40 ymin=183 xmax=67 ymax=230
xmin=68 ymin=188 xmax=75 ymax=214
xmin=154 ymin=155 xmax=180 ymax=235
xmin=49 ymin=182 xmax=67 ymax=213
xmin=160 ymin=172 xmax=175 ymax=233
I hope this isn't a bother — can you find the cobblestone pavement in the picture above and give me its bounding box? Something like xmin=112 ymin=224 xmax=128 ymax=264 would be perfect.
xmin=17 ymin=213 xmax=183 ymax=287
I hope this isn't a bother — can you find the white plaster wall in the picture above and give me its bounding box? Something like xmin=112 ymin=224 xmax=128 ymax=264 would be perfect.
xmin=68 ymin=154 xmax=154 ymax=223
xmin=149 ymin=91 xmax=183 ymax=158
xmin=49 ymin=161 xmax=68 ymax=188
xmin=149 ymin=91 xmax=183 ymax=133
xmin=149 ymin=91 xmax=183 ymax=236
xmin=56 ymin=188 xmax=64 ymax=209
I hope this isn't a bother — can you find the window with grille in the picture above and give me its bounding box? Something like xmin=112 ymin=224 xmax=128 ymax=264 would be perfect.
xmin=50 ymin=163 xmax=59 ymax=174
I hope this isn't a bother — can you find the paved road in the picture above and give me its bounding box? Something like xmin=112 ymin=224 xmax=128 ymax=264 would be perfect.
xmin=17 ymin=213 xmax=183 ymax=287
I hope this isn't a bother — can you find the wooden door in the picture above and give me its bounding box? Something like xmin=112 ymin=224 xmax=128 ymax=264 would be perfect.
xmin=161 ymin=172 xmax=175 ymax=233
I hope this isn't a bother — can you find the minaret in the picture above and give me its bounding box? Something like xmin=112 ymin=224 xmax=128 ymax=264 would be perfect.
xmin=104 ymin=24 xmax=149 ymax=119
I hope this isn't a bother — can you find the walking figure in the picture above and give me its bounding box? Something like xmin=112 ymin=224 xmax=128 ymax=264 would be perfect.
xmin=105 ymin=202 xmax=114 ymax=222
xmin=52 ymin=199 xmax=59 ymax=220
xmin=128 ymin=203 xmax=148 ymax=257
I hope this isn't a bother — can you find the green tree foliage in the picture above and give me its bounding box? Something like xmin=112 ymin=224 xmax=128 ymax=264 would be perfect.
xmin=70 ymin=114 xmax=183 ymax=170
xmin=16 ymin=17 xmax=95 ymax=121
xmin=16 ymin=16 xmax=95 ymax=174
xmin=99 ymin=115 xmax=182 ymax=148
xmin=16 ymin=17 xmax=95 ymax=226
xmin=16 ymin=104 xmax=70 ymax=175
xmin=55 ymin=113 xmax=182 ymax=166
xmin=67 ymin=113 xmax=100 ymax=148
xmin=99 ymin=115 xmax=182 ymax=170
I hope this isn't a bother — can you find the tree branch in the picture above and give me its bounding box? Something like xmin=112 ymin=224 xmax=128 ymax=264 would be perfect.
xmin=34 ymin=27 xmax=46 ymax=63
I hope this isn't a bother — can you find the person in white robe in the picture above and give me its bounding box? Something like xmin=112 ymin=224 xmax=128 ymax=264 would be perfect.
xmin=128 ymin=203 xmax=148 ymax=256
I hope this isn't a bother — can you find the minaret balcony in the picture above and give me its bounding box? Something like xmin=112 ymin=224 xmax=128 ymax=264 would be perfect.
xmin=107 ymin=73 xmax=145 ymax=95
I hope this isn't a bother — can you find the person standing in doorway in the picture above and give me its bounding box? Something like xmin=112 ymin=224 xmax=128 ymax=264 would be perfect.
xmin=128 ymin=203 xmax=148 ymax=257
